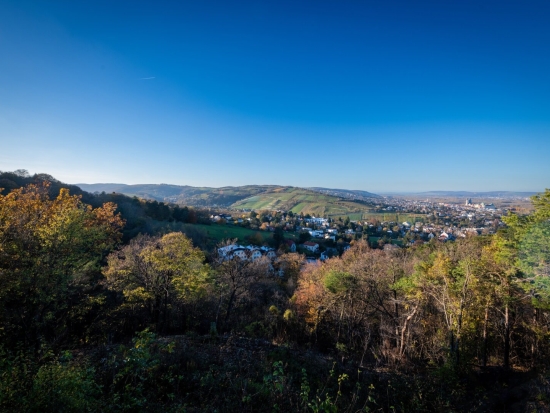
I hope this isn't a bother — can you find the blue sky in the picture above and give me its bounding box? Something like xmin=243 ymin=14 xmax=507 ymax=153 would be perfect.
xmin=1 ymin=0 xmax=549 ymax=192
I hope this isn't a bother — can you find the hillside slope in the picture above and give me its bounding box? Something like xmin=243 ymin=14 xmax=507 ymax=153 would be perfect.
xmin=76 ymin=183 xmax=281 ymax=207
xmin=308 ymin=187 xmax=381 ymax=200
xmin=77 ymin=183 xmax=382 ymax=211
xmin=231 ymin=187 xmax=377 ymax=217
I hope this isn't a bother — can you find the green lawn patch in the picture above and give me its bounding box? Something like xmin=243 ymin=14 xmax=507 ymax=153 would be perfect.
xmin=191 ymin=224 xmax=297 ymax=243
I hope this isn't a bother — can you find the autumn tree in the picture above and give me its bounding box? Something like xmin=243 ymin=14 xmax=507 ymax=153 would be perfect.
xmin=211 ymin=240 xmax=272 ymax=330
xmin=295 ymin=241 xmax=416 ymax=362
xmin=0 ymin=182 xmax=123 ymax=349
xmin=491 ymin=188 xmax=550 ymax=367
xmin=103 ymin=232 xmax=211 ymax=333
xmin=275 ymin=252 xmax=303 ymax=285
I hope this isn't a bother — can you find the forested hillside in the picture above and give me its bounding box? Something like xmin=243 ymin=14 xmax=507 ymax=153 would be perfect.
xmin=77 ymin=182 xmax=286 ymax=207
xmin=1 ymin=170 xmax=218 ymax=244
xmin=1 ymin=171 xmax=549 ymax=412
xmin=307 ymin=187 xmax=382 ymax=200
xmin=76 ymin=182 xmax=382 ymax=212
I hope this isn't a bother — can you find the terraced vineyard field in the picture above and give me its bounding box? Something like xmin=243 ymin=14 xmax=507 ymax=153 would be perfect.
xmin=232 ymin=187 xmax=376 ymax=217
xmin=232 ymin=188 xmax=426 ymax=223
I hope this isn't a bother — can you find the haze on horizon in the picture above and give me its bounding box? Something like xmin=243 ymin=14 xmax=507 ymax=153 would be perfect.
xmin=1 ymin=0 xmax=549 ymax=193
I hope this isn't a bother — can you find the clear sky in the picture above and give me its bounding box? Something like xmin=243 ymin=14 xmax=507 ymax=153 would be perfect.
xmin=1 ymin=0 xmax=549 ymax=192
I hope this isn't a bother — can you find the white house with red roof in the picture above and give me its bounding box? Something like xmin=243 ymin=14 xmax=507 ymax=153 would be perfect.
xmin=303 ymin=241 xmax=319 ymax=252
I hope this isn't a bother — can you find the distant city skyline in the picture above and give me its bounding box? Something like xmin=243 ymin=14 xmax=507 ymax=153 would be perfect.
xmin=1 ymin=1 xmax=549 ymax=192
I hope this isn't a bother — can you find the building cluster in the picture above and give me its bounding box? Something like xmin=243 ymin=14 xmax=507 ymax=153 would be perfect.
xmin=218 ymin=244 xmax=277 ymax=261
xmin=211 ymin=213 xmax=234 ymax=222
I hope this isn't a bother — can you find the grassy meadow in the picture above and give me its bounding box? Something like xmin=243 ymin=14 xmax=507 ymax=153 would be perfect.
xmin=190 ymin=223 xmax=297 ymax=243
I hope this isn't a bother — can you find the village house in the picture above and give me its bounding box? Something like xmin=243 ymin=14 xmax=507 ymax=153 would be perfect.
xmin=303 ymin=241 xmax=319 ymax=252
xmin=231 ymin=248 xmax=248 ymax=260
xmin=260 ymin=246 xmax=277 ymax=259
xmin=309 ymin=230 xmax=324 ymax=238
xmin=218 ymin=244 xmax=277 ymax=261
xmin=285 ymin=240 xmax=296 ymax=252
xmin=305 ymin=217 xmax=328 ymax=226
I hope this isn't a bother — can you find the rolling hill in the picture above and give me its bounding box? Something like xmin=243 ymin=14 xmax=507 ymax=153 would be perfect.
xmin=76 ymin=183 xmax=382 ymax=216
xmin=76 ymin=183 xmax=281 ymax=207
xmin=308 ymin=187 xmax=382 ymax=200
xmin=231 ymin=187 xmax=378 ymax=217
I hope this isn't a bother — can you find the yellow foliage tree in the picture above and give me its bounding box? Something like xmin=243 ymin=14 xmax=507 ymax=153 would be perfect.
xmin=103 ymin=232 xmax=211 ymax=331
xmin=0 ymin=182 xmax=124 ymax=347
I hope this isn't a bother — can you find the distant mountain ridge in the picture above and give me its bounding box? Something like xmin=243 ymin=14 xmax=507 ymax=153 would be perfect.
xmin=76 ymin=183 xmax=382 ymax=210
xmin=76 ymin=183 xmax=282 ymax=207
xmin=307 ymin=187 xmax=382 ymax=200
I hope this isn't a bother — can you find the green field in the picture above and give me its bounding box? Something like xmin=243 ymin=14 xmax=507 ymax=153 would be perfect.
xmin=190 ymin=224 xmax=297 ymax=243
xmin=290 ymin=202 xmax=307 ymax=213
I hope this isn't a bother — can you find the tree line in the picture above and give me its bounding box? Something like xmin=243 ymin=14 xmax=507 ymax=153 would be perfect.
xmin=0 ymin=170 xmax=212 ymax=242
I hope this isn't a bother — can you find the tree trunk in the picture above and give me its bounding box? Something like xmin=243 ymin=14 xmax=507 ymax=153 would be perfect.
xmin=224 ymin=289 xmax=237 ymax=323
xmin=336 ymin=303 xmax=345 ymax=342
xmin=163 ymin=290 xmax=169 ymax=334
xmin=455 ymin=313 xmax=464 ymax=369
xmin=215 ymin=291 xmax=223 ymax=327
xmin=394 ymin=289 xmax=399 ymax=350
xmin=449 ymin=330 xmax=455 ymax=364
xmin=531 ymin=308 xmax=538 ymax=367
xmin=399 ymin=305 xmax=418 ymax=357
xmin=504 ymin=303 xmax=510 ymax=369
xmin=482 ymin=303 xmax=489 ymax=368
xmin=455 ymin=334 xmax=460 ymax=369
